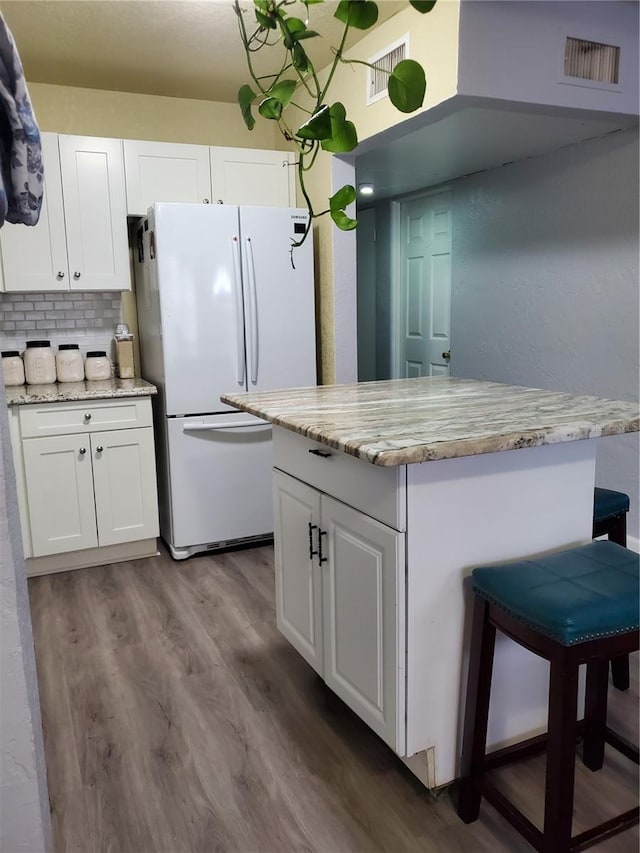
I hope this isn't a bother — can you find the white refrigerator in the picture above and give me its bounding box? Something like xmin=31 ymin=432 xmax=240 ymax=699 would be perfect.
xmin=134 ymin=203 xmax=316 ymax=559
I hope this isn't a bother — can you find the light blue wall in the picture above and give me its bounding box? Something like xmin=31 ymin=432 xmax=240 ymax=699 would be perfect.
xmin=451 ymin=127 xmax=639 ymax=537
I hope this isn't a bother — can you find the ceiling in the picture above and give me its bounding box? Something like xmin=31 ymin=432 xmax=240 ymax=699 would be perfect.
xmin=1 ymin=0 xmax=404 ymax=103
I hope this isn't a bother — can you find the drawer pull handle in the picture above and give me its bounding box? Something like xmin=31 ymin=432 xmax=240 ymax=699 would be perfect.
xmin=308 ymin=522 xmax=318 ymax=560
xmin=83 ymin=412 xmax=92 ymax=421
xmin=309 ymin=448 xmax=331 ymax=458
xmin=318 ymin=529 xmax=328 ymax=564
xmin=79 ymin=447 xmax=86 ymax=455
xmin=96 ymin=446 xmax=103 ymax=454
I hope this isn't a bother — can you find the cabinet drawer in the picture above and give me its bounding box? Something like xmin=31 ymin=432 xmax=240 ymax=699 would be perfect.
xmin=18 ymin=397 xmax=153 ymax=438
xmin=273 ymin=428 xmax=406 ymax=531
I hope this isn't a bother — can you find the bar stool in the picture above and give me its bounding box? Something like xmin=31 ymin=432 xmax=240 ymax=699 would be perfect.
xmin=593 ymin=487 xmax=631 ymax=691
xmin=457 ymin=540 xmax=639 ymax=853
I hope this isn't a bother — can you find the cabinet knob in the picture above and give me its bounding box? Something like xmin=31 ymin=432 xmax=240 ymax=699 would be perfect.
xmin=56 ymin=271 xmax=65 ymax=280
xmin=73 ymin=271 xmax=81 ymax=280
xmin=203 ymin=198 xmax=210 ymax=204
xmin=83 ymin=412 xmax=92 ymax=421
xmin=96 ymin=445 xmax=103 ymax=454
xmin=216 ymin=199 xmax=224 ymax=204
xmin=79 ymin=447 xmax=86 ymax=455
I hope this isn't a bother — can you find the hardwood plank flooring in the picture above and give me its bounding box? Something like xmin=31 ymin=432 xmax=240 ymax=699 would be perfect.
xmin=28 ymin=545 xmax=639 ymax=853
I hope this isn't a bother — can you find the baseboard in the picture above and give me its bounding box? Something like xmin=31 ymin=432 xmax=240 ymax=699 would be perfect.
xmin=626 ymin=534 xmax=639 ymax=554
xmin=26 ymin=538 xmax=159 ymax=576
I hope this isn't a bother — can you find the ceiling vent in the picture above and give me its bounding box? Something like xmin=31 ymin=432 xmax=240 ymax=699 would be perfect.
xmin=564 ymin=36 xmax=620 ymax=85
xmin=367 ymin=35 xmax=409 ymax=105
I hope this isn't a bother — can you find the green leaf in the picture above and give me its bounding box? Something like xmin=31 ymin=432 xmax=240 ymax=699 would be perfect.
xmin=329 ymin=184 xmax=356 ymax=212
xmin=258 ymin=97 xmax=282 ymax=120
xmin=408 ymin=0 xmax=437 ymax=12
xmin=280 ymin=17 xmax=318 ymax=48
xmin=253 ymin=0 xmax=279 ymax=28
xmin=267 ymin=79 xmax=298 ymax=108
xmin=321 ymin=102 xmax=358 ymax=153
xmin=334 ymin=0 xmax=379 ymax=30
xmin=331 ymin=209 xmax=358 ymax=231
xmin=238 ymin=84 xmax=256 ymax=130
xmin=297 ymin=104 xmax=332 ymax=140
xmin=255 ymin=9 xmax=277 ymax=28
xmin=388 ymin=59 xmax=426 ymax=113
xmin=292 ymin=42 xmax=310 ymax=73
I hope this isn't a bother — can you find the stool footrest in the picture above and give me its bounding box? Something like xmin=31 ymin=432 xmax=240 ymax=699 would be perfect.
xmin=605 ymin=727 xmax=640 ymax=765
xmin=571 ymin=807 xmax=640 ymax=852
xmin=483 ymin=779 xmax=543 ymax=850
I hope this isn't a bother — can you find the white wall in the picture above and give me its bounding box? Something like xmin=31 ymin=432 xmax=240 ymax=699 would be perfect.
xmin=451 ymin=127 xmax=639 ymax=537
xmin=0 ymin=381 xmax=52 ymax=852
xmin=458 ymin=1 xmax=639 ymax=114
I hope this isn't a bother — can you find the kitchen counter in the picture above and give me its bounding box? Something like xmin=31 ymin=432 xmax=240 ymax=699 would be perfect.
xmin=221 ymin=376 xmax=639 ymax=466
xmin=6 ymin=377 xmax=157 ymax=406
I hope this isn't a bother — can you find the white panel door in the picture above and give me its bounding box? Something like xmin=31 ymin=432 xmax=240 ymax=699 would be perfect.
xmin=91 ymin=428 xmax=159 ymax=547
xmin=356 ymin=207 xmax=377 ymax=381
xmin=273 ymin=471 xmax=323 ymax=674
xmin=399 ymin=191 xmax=452 ymax=378
xmin=0 ymin=133 xmax=69 ymax=292
xmin=123 ymin=140 xmax=212 ymax=215
xmin=211 ymin=147 xmax=296 ymax=207
xmin=58 ymin=135 xmax=130 ymax=291
xmin=240 ymin=206 xmax=316 ymax=393
xmin=321 ymin=495 xmax=405 ymax=753
xmin=22 ymin=433 xmax=98 ymax=556
xmin=152 ymin=203 xmax=245 ymax=415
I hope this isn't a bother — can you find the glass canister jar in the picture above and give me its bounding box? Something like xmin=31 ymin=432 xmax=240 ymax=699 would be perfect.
xmin=23 ymin=340 xmax=56 ymax=385
xmin=56 ymin=343 xmax=84 ymax=383
xmin=84 ymin=351 xmax=111 ymax=381
xmin=1 ymin=350 xmax=25 ymax=386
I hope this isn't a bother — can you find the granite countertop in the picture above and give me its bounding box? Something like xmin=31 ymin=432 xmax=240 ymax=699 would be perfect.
xmin=221 ymin=376 xmax=640 ymax=467
xmin=6 ymin=377 xmax=158 ymax=406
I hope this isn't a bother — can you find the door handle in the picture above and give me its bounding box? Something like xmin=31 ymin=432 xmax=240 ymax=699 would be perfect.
xmin=318 ymin=529 xmax=328 ymax=564
xmin=231 ymin=237 xmax=245 ymax=386
xmin=442 ymin=350 xmax=451 ymax=361
xmin=308 ymin=522 xmax=318 ymax=559
xmin=245 ymin=237 xmax=259 ymax=385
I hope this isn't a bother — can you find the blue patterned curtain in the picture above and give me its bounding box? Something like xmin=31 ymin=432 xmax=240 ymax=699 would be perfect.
xmin=0 ymin=12 xmax=42 ymax=228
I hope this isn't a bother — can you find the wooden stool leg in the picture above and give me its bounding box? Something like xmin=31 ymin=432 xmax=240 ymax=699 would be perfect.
xmin=542 ymin=648 xmax=579 ymax=853
xmin=611 ymin=656 xmax=630 ymax=692
xmin=583 ymin=659 xmax=609 ymax=771
xmin=457 ymin=596 xmax=496 ymax=824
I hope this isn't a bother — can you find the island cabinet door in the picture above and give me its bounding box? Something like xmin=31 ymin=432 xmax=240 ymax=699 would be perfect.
xmin=273 ymin=471 xmax=324 ymax=675
xmin=321 ymin=495 xmax=406 ymax=754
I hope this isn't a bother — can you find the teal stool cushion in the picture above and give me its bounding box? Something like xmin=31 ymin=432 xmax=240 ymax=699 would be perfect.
xmin=593 ymin=487 xmax=630 ymax=523
xmin=472 ymin=541 xmax=639 ymax=646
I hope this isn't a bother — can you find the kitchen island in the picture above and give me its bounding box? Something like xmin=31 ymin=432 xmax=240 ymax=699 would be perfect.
xmin=222 ymin=377 xmax=639 ymax=788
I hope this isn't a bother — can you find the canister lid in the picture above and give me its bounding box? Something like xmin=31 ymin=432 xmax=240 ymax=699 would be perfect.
xmin=58 ymin=343 xmax=80 ymax=351
xmin=1 ymin=350 xmax=20 ymax=357
xmin=26 ymin=340 xmax=50 ymax=348
xmin=86 ymin=351 xmax=107 ymax=358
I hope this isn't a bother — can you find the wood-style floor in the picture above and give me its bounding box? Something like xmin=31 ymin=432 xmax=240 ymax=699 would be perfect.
xmin=28 ymin=545 xmax=639 ymax=853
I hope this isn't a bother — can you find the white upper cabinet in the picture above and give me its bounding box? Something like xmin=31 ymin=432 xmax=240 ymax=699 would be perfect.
xmin=210 ymin=146 xmax=296 ymax=207
xmin=58 ymin=135 xmax=130 ymax=291
xmin=0 ymin=133 xmax=131 ymax=293
xmin=0 ymin=133 xmax=69 ymax=292
xmin=123 ymin=140 xmax=212 ymax=216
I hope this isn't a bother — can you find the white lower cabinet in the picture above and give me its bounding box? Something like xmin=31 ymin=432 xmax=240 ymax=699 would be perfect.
xmin=273 ymin=469 xmax=405 ymax=753
xmin=13 ymin=396 xmax=159 ymax=567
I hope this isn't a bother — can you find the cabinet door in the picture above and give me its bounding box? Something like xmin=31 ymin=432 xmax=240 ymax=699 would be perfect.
xmin=273 ymin=471 xmax=323 ymax=674
xmin=22 ymin=433 xmax=98 ymax=557
xmin=91 ymin=427 xmax=159 ymax=547
xmin=58 ymin=135 xmax=130 ymax=291
xmin=123 ymin=140 xmax=212 ymax=216
xmin=210 ymin=147 xmax=296 ymax=207
xmin=321 ymin=495 xmax=405 ymax=753
xmin=0 ymin=133 xmax=69 ymax=292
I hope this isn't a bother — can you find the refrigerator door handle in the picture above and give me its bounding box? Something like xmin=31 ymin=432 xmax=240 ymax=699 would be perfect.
xmin=183 ymin=421 xmax=271 ymax=432
xmin=231 ymin=237 xmax=245 ymax=386
xmin=245 ymin=236 xmax=259 ymax=385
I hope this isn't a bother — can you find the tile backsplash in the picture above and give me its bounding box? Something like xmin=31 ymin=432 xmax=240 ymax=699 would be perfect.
xmin=0 ymin=292 xmax=122 ymax=361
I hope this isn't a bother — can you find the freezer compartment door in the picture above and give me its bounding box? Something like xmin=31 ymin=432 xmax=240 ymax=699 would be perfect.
xmin=240 ymin=206 xmax=317 ymax=393
xmin=153 ymin=203 xmax=247 ymax=415
xmin=166 ymin=413 xmax=273 ymax=549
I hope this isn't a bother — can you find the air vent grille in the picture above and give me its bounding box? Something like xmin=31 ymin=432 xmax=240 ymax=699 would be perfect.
xmin=367 ymin=36 xmax=408 ymax=104
xmin=564 ymin=37 xmax=620 ymax=84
